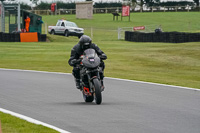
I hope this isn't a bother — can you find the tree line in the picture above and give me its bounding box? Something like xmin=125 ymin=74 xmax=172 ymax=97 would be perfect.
xmin=132 ymin=0 xmax=198 ymax=9
xmin=20 ymin=1 xmax=199 ymax=10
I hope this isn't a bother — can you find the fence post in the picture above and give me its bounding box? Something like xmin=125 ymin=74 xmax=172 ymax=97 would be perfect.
xmin=91 ymin=27 xmax=93 ymax=39
xmin=0 ymin=120 xmax=2 ymax=133
xmin=118 ymin=27 xmax=121 ymax=40
xmin=45 ymin=23 xmax=47 ymax=34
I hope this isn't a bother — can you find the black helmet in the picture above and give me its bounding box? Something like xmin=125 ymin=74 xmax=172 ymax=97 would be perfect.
xmin=79 ymin=35 xmax=92 ymax=50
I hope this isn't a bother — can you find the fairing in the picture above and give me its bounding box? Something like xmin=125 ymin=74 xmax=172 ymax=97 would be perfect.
xmin=82 ymin=49 xmax=100 ymax=68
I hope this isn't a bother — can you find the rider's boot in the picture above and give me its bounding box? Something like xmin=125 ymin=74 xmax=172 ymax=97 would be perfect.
xmin=101 ymin=80 xmax=105 ymax=91
xmin=75 ymin=79 xmax=81 ymax=90
xmin=100 ymin=71 xmax=105 ymax=91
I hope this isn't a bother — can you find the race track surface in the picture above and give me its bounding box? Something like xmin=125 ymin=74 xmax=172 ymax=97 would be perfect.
xmin=0 ymin=69 xmax=200 ymax=133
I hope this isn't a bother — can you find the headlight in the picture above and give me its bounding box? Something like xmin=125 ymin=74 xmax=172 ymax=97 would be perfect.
xmin=69 ymin=29 xmax=74 ymax=32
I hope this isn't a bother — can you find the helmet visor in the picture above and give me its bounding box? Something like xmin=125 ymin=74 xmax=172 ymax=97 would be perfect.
xmin=84 ymin=42 xmax=90 ymax=46
xmin=82 ymin=43 xmax=90 ymax=50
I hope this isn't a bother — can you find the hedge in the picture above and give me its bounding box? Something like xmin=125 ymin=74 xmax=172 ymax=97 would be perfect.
xmin=125 ymin=31 xmax=200 ymax=43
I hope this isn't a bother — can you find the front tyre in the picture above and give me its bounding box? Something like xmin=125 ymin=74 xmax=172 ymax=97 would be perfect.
xmin=78 ymin=35 xmax=82 ymax=39
xmin=93 ymin=78 xmax=102 ymax=105
xmin=65 ymin=30 xmax=69 ymax=37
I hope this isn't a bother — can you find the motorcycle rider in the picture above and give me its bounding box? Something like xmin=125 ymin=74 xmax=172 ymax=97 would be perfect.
xmin=68 ymin=35 xmax=107 ymax=90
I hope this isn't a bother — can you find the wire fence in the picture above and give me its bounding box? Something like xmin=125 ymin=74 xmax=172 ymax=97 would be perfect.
xmin=117 ymin=25 xmax=160 ymax=40
xmin=27 ymin=6 xmax=200 ymax=15
xmin=0 ymin=11 xmax=9 ymax=33
xmin=75 ymin=27 xmax=118 ymax=41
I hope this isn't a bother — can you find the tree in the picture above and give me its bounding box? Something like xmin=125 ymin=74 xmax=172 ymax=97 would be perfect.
xmin=30 ymin=0 xmax=39 ymax=6
xmin=20 ymin=2 xmax=32 ymax=10
xmin=139 ymin=0 xmax=144 ymax=12
xmin=139 ymin=0 xmax=160 ymax=11
xmin=131 ymin=0 xmax=137 ymax=9
xmin=193 ymin=0 xmax=199 ymax=6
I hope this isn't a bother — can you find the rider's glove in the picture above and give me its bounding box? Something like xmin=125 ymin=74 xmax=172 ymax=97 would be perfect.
xmin=71 ymin=59 xmax=82 ymax=65
xmin=71 ymin=59 xmax=78 ymax=65
xmin=99 ymin=54 xmax=107 ymax=60
xmin=76 ymin=58 xmax=82 ymax=63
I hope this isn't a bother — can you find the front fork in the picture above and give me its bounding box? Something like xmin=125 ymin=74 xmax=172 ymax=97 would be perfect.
xmin=80 ymin=67 xmax=102 ymax=95
xmin=87 ymin=70 xmax=101 ymax=93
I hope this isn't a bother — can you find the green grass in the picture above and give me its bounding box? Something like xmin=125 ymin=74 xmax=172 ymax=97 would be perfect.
xmin=0 ymin=40 xmax=199 ymax=89
xmin=0 ymin=112 xmax=59 ymax=133
xmin=0 ymin=12 xmax=200 ymax=133
xmin=42 ymin=12 xmax=200 ymax=42
xmin=43 ymin=12 xmax=200 ymax=32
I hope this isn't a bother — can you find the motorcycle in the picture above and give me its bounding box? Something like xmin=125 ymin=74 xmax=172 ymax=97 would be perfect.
xmin=78 ymin=48 xmax=104 ymax=105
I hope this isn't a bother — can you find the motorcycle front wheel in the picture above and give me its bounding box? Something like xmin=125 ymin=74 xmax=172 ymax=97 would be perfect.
xmin=93 ymin=78 xmax=102 ymax=105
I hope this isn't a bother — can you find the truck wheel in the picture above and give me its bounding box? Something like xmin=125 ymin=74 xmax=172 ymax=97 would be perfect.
xmin=65 ymin=30 xmax=69 ymax=37
xmin=51 ymin=30 xmax=55 ymax=35
xmin=78 ymin=35 xmax=82 ymax=39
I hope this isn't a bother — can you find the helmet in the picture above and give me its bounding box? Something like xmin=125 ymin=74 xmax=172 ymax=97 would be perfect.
xmin=79 ymin=35 xmax=92 ymax=50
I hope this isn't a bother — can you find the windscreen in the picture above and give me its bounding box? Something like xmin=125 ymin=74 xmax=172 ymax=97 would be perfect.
xmin=82 ymin=49 xmax=100 ymax=68
xmin=66 ymin=22 xmax=78 ymax=27
xmin=83 ymin=49 xmax=96 ymax=58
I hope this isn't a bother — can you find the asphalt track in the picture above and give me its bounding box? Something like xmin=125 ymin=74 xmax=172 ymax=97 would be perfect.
xmin=0 ymin=69 xmax=200 ymax=133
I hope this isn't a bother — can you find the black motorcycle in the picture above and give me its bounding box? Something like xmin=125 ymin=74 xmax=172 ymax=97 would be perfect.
xmin=78 ymin=48 xmax=104 ymax=105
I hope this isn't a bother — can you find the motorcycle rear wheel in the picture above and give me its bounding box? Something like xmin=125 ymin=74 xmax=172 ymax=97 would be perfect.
xmin=82 ymin=92 xmax=94 ymax=103
xmin=93 ymin=78 xmax=102 ymax=105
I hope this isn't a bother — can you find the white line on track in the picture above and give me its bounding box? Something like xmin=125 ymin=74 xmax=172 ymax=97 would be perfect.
xmin=0 ymin=68 xmax=199 ymax=133
xmin=0 ymin=108 xmax=71 ymax=133
xmin=107 ymin=77 xmax=200 ymax=91
xmin=0 ymin=68 xmax=199 ymax=91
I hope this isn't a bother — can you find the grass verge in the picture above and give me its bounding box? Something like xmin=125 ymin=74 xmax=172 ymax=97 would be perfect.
xmin=0 ymin=112 xmax=59 ymax=133
xmin=0 ymin=40 xmax=199 ymax=89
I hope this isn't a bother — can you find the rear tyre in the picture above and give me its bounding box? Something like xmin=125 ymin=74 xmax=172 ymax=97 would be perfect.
xmin=93 ymin=78 xmax=102 ymax=105
xmin=82 ymin=92 xmax=94 ymax=102
xmin=51 ymin=30 xmax=55 ymax=35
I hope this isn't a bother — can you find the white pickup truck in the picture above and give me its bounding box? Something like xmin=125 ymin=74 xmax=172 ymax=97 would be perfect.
xmin=48 ymin=20 xmax=84 ymax=38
